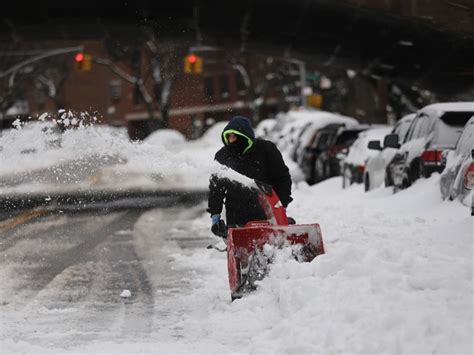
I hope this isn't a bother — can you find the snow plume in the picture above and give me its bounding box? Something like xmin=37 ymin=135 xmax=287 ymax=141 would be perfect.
xmin=0 ymin=110 xmax=220 ymax=191
xmin=55 ymin=109 xmax=99 ymax=129
xmin=208 ymin=160 xmax=258 ymax=189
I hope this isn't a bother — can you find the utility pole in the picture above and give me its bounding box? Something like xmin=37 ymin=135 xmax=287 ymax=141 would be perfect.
xmin=284 ymin=58 xmax=306 ymax=108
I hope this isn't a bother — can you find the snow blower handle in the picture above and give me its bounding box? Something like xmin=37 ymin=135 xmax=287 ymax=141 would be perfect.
xmin=254 ymin=180 xmax=289 ymax=225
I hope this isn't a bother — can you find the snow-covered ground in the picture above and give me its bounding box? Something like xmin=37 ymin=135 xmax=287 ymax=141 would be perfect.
xmin=1 ymin=112 xmax=472 ymax=354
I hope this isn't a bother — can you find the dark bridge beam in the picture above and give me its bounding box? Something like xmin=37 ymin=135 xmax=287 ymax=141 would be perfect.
xmin=1 ymin=0 xmax=473 ymax=98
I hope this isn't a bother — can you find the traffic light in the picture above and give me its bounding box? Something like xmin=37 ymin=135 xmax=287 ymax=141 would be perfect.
xmin=75 ymin=52 xmax=92 ymax=71
xmin=306 ymin=94 xmax=323 ymax=108
xmin=184 ymin=54 xmax=203 ymax=74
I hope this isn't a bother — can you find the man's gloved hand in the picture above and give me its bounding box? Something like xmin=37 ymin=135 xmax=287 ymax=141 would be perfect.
xmin=211 ymin=214 xmax=227 ymax=238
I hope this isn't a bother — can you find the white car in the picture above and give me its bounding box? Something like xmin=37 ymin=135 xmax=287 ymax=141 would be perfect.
xmin=342 ymin=126 xmax=392 ymax=188
xmin=386 ymin=102 xmax=474 ymax=191
xmin=364 ymin=113 xmax=415 ymax=191
xmin=440 ymin=116 xmax=474 ymax=210
xmin=255 ymin=118 xmax=277 ymax=139
xmin=269 ymin=109 xmax=357 ymax=155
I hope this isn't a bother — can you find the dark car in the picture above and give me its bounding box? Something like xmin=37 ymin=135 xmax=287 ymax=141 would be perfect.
xmin=385 ymin=102 xmax=474 ymax=191
xmin=440 ymin=116 xmax=473 ymax=212
xmin=313 ymin=124 xmax=370 ymax=183
xmin=290 ymin=113 xmax=359 ymax=164
xmin=299 ymin=123 xmax=343 ymax=184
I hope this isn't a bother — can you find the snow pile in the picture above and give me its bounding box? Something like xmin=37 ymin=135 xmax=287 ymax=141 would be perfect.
xmin=40 ymin=175 xmax=468 ymax=355
xmin=143 ymin=129 xmax=186 ymax=151
xmin=0 ymin=111 xmax=471 ymax=354
xmin=140 ymin=175 xmax=470 ymax=355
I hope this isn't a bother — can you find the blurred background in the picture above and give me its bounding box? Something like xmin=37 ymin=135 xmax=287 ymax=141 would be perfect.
xmin=1 ymin=0 xmax=473 ymax=140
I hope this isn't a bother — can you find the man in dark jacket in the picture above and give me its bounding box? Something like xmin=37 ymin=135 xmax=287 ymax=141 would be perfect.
xmin=207 ymin=116 xmax=293 ymax=236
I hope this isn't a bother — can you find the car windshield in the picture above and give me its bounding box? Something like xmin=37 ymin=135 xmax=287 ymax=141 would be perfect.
xmin=395 ymin=119 xmax=414 ymax=141
xmin=334 ymin=130 xmax=363 ymax=147
xmin=435 ymin=111 xmax=473 ymax=148
xmin=455 ymin=117 xmax=474 ymax=155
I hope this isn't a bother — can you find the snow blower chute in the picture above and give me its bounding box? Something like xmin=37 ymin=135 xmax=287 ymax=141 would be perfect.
xmin=226 ymin=181 xmax=325 ymax=300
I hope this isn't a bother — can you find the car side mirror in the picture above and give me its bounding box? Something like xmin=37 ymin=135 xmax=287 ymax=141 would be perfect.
xmin=383 ymin=134 xmax=400 ymax=149
xmin=367 ymin=140 xmax=382 ymax=150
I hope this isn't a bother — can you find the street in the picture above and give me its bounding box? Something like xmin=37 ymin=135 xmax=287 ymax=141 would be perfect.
xmin=0 ymin=201 xmax=212 ymax=348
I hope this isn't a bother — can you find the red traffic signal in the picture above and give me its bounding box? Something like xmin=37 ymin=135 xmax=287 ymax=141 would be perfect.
xmin=75 ymin=52 xmax=85 ymax=62
xmin=74 ymin=52 xmax=92 ymax=71
xmin=187 ymin=54 xmax=197 ymax=64
xmin=183 ymin=54 xmax=202 ymax=74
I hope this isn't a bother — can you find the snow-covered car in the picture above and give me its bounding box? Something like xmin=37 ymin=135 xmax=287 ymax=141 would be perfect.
xmin=144 ymin=128 xmax=186 ymax=151
xmin=364 ymin=113 xmax=415 ymax=191
xmin=299 ymin=123 xmax=343 ymax=184
xmin=313 ymin=124 xmax=370 ymax=183
xmin=269 ymin=109 xmax=357 ymax=155
xmin=342 ymin=126 xmax=392 ymax=188
xmin=385 ymin=102 xmax=474 ymax=191
xmin=255 ymin=118 xmax=277 ymax=139
xmin=440 ymin=116 xmax=473 ymax=209
xmin=290 ymin=115 xmax=359 ymax=164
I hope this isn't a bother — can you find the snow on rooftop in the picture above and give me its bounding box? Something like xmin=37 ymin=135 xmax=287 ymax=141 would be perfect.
xmin=419 ymin=101 xmax=474 ymax=115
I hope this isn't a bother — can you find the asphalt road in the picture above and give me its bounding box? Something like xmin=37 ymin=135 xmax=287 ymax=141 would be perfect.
xmin=0 ymin=202 xmax=212 ymax=348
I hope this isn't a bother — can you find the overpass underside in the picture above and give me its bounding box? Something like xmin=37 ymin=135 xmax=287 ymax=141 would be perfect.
xmin=1 ymin=0 xmax=473 ymax=103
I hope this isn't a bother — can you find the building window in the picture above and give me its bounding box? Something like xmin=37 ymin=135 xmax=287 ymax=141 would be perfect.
xmin=219 ymin=74 xmax=229 ymax=99
xmin=109 ymin=80 xmax=122 ymax=100
xmin=204 ymin=76 xmax=214 ymax=103
xmin=235 ymin=70 xmax=247 ymax=97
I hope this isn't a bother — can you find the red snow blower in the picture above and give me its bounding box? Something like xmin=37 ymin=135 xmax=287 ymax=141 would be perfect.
xmin=226 ymin=181 xmax=325 ymax=301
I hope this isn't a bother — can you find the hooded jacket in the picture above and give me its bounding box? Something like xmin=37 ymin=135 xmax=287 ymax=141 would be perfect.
xmin=207 ymin=116 xmax=293 ymax=226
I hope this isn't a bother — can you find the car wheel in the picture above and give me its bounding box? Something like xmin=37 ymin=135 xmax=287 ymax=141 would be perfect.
xmin=384 ymin=173 xmax=391 ymax=187
xmin=314 ymin=159 xmax=324 ymax=183
xmin=409 ymin=160 xmax=421 ymax=183
xmin=342 ymin=166 xmax=351 ymax=189
xmin=324 ymin=162 xmax=331 ymax=179
xmin=364 ymin=174 xmax=370 ymax=192
xmin=402 ymin=178 xmax=411 ymax=190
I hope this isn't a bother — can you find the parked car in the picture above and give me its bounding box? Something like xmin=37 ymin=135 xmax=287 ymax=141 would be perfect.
xmin=342 ymin=126 xmax=392 ymax=188
xmin=299 ymin=123 xmax=343 ymax=184
xmin=269 ymin=109 xmax=357 ymax=156
xmin=312 ymin=124 xmax=370 ymax=183
xmin=364 ymin=113 xmax=415 ymax=191
xmin=385 ymin=102 xmax=474 ymax=191
xmin=440 ymin=116 xmax=473 ymax=210
xmin=291 ymin=114 xmax=358 ymax=164
xmin=255 ymin=118 xmax=277 ymax=139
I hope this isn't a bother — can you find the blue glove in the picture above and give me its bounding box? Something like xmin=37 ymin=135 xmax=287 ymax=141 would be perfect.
xmin=211 ymin=214 xmax=221 ymax=225
xmin=211 ymin=214 xmax=227 ymax=238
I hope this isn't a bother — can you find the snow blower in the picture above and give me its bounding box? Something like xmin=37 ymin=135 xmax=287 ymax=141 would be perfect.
xmin=226 ymin=181 xmax=325 ymax=301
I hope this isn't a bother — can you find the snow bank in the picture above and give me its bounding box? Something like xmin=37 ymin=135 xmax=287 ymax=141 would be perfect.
xmin=1 ymin=112 xmax=471 ymax=354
